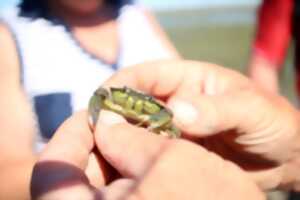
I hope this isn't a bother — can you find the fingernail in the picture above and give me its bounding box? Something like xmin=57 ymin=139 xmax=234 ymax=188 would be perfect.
xmin=97 ymin=110 xmax=126 ymax=126
xmin=169 ymin=100 xmax=199 ymax=125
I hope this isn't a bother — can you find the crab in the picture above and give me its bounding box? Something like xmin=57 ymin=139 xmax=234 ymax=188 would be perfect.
xmin=88 ymin=86 xmax=181 ymax=138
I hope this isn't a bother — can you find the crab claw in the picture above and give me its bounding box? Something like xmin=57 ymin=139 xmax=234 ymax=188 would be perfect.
xmin=88 ymin=87 xmax=108 ymax=129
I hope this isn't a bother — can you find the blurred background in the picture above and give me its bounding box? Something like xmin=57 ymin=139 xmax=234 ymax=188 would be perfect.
xmin=149 ymin=0 xmax=296 ymax=105
xmin=0 ymin=0 xmax=296 ymax=199
xmin=0 ymin=0 xmax=296 ymax=103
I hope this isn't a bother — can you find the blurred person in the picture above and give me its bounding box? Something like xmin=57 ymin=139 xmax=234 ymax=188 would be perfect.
xmin=31 ymin=60 xmax=300 ymax=199
xmin=0 ymin=0 xmax=179 ymax=199
xmin=248 ymin=0 xmax=298 ymax=95
xmin=248 ymin=2 xmax=300 ymax=198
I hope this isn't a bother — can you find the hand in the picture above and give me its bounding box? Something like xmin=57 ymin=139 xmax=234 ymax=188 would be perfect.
xmin=30 ymin=111 xmax=265 ymax=200
xmin=30 ymin=111 xmax=112 ymax=200
xmin=96 ymin=110 xmax=265 ymax=200
xmin=103 ymin=60 xmax=300 ymax=190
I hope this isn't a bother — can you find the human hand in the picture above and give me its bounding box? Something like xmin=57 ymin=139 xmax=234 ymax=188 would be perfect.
xmin=103 ymin=60 xmax=300 ymax=190
xmin=30 ymin=111 xmax=113 ymax=200
xmin=30 ymin=111 xmax=265 ymax=200
xmin=95 ymin=110 xmax=265 ymax=200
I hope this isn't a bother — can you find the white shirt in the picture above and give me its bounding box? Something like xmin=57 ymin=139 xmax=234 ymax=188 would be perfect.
xmin=1 ymin=4 xmax=173 ymax=147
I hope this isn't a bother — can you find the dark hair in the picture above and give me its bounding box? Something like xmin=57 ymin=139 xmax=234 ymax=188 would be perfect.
xmin=19 ymin=0 xmax=132 ymax=18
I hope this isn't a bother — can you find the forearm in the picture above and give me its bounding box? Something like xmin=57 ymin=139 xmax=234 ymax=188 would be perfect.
xmin=0 ymin=157 xmax=36 ymax=200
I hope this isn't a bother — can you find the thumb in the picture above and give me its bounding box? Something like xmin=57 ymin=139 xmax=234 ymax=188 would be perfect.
xmin=94 ymin=110 xmax=169 ymax=178
xmin=38 ymin=111 xmax=94 ymax=168
xmin=168 ymin=89 xmax=273 ymax=138
xmin=98 ymin=179 xmax=135 ymax=199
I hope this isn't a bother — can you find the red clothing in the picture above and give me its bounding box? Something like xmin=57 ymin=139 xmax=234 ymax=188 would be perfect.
xmin=254 ymin=0 xmax=294 ymax=67
xmin=254 ymin=4 xmax=300 ymax=199
xmin=254 ymin=0 xmax=300 ymax=94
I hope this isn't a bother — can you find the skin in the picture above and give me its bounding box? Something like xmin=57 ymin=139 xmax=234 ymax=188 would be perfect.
xmin=0 ymin=24 xmax=36 ymax=200
xmin=0 ymin=0 xmax=179 ymax=199
xmin=48 ymin=0 xmax=179 ymax=64
xmin=31 ymin=60 xmax=300 ymax=199
xmin=52 ymin=0 xmax=106 ymax=16
xmin=248 ymin=53 xmax=280 ymax=93
xmin=102 ymin=60 xmax=300 ymax=190
xmin=248 ymin=0 xmax=293 ymax=94
xmin=31 ymin=111 xmax=265 ymax=200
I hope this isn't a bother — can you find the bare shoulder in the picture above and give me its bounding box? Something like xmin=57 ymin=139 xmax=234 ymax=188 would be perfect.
xmin=0 ymin=22 xmax=36 ymax=158
xmin=0 ymin=22 xmax=21 ymax=84
xmin=0 ymin=22 xmax=18 ymax=54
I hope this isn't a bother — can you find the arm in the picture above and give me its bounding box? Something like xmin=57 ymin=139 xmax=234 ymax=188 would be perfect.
xmin=248 ymin=0 xmax=293 ymax=93
xmin=0 ymin=24 xmax=37 ymax=200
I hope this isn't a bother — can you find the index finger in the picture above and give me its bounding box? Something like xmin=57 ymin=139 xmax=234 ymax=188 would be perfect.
xmin=104 ymin=60 xmax=250 ymax=98
xmin=38 ymin=111 xmax=94 ymax=169
xmin=31 ymin=111 xmax=96 ymax=199
xmin=103 ymin=60 xmax=185 ymax=97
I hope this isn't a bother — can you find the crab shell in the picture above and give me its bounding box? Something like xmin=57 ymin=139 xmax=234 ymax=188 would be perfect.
xmin=88 ymin=86 xmax=181 ymax=138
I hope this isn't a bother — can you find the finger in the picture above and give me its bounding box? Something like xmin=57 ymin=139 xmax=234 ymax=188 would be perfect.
xmin=104 ymin=60 xmax=249 ymax=97
xmin=94 ymin=110 xmax=169 ymax=178
xmin=31 ymin=161 xmax=94 ymax=200
xmin=125 ymin=140 xmax=265 ymax=200
xmin=103 ymin=60 xmax=200 ymax=98
xmin=85 ymin=152 xmax=109 ymax=188
xmin=94 ymin=112 xmax=265 ymax=200
xmin=168 ymin=88 xmax=272 ymax=137
xmin=39 ymin=184 xmax=94 ymax=200
xmin=246 ymin=166 xmax=283 ymax=190
xmin=31 ymin=112 xmax=100 ymax=200
xmin=39 ymin=111 xmax=94 ymax=169
xmin=99 ymin=179 xmax=135 ymax=200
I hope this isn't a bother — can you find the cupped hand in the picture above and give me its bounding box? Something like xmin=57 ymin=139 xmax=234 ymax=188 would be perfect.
xmin=30 ymin=111 xmax=265 ymax=200
xmin=94 ymin=110 xmax=265 ymax=200
xmin=103 ymin=60 xmax=300 ymax=189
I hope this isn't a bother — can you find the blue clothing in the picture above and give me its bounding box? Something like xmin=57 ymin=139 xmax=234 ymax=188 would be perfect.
xmin=1 ymin=5 xmax=172 ymax=147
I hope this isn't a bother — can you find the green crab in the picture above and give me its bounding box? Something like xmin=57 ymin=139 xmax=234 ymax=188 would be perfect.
xmin=88 ymin=86 xmax=181 ymax=138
